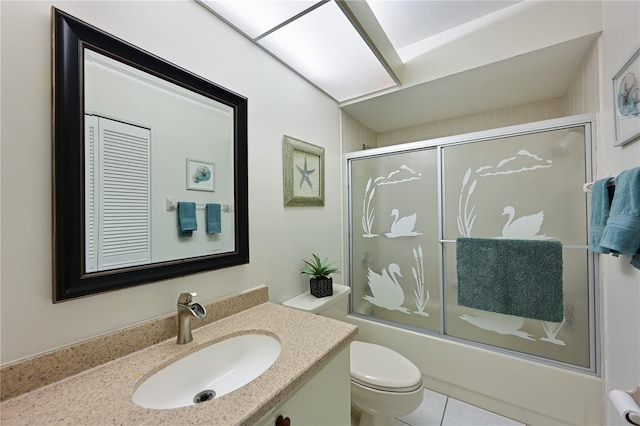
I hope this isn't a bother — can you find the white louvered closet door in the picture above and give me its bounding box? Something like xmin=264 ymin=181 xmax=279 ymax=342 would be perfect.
xmin=85 ymin=115 xmax=99 ymax=272
xmin=85 ymin=115 xmax=151 ymax=272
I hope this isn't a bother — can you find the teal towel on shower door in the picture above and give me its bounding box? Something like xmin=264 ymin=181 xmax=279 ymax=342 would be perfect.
xmin=456 ymin=237 xmax=564 ymax=322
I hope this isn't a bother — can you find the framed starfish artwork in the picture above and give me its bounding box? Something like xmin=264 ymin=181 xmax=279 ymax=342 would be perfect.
xmin=283 ymin=135 xmax=325 ymax=206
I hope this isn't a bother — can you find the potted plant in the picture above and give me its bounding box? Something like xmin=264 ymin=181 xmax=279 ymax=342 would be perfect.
xmin=301 ymin=254 xmax=340 ymax=298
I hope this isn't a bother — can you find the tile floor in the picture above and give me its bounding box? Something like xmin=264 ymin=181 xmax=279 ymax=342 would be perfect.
xmin=348 ymin=388 xmax=525 ymax=426
xmin=392 ymin=388 xmax=525 ymax=426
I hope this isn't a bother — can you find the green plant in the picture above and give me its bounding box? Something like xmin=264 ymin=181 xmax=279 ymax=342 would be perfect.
xmin=300 ymin=254 xmax=340 ymax=279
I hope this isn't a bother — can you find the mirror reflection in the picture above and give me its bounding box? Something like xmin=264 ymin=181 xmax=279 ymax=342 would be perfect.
xmin=53 ymin=9 xmax=249 ymax=301
xmin=84 ymin=49 xmax=236 ymax=272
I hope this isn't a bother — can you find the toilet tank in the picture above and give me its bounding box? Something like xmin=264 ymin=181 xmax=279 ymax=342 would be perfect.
xmin=283 ymin=284 xmax=350 ymax=321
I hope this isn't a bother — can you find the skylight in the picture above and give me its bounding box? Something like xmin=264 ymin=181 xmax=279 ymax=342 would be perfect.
xmin=198 ymin=0 xmax=397 ymax=102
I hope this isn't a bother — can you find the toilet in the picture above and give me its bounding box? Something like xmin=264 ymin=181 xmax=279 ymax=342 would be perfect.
xmin=283 ymin=284 xmax=424 ymax=426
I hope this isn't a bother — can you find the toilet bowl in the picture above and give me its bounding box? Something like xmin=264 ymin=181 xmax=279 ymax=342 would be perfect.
xmin=283 ymin=285 xmax=424 ymax=426
xmin=350 ymin=340 xmax=423 ymax=426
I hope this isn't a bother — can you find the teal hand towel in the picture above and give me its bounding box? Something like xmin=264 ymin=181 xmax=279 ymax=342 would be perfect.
xmin=206 ymin=203 xmax=221 ymax=234
xmin=600 ymin=167 xmax=640 ymax=268
xmin=456 ymin=237 xmax=564 ymax=322
xmin=177 ymin=202 xmax=197 ymax=237
xmin=588 ymin=177 xmax=613 ymax=254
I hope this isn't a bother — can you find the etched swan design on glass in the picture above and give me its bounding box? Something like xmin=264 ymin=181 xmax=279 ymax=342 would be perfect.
xmin=364 ymin=263 xmax=409 ymax=312
xmin=459 ymin=312 xmax=535 ymax=340
xmin=540 ymin=318 xmax=567 ymax=346
xmin=501 ymin=206 xmax=547 ymax=239
xmin=385 ymin=209 xmax=421 ymax=238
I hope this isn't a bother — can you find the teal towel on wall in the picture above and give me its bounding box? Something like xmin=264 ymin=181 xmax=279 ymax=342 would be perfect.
xmin=600 ymin=167 xmax=640 ymax=270
xmin=177 ymin=202 xmax=197 ymax=237
xmin=456 ymin=237 xmax=564 ymax=322
xmin=206 ymin=203 xmax=221 ymax=234
xmin=588 ymin=177 xmax=613 ymax=254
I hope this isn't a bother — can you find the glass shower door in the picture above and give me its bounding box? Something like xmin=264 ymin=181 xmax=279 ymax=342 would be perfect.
xmin=349 ymin=147 xmax=441 ymax=332
xmin=346 ymin=117 xmax=596 ymax=371
xmin=441 ymin=126 xmax=591 ymax=368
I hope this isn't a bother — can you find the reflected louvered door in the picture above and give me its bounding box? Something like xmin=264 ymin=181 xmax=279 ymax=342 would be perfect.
xmin=85 ymin=116 xmax=99 ymax=272
xmin=95 ymin=117 xmax=151 ymax=271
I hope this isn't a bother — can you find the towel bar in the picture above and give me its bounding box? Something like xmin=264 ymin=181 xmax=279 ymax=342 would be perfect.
xmin=438 ymin=239 xmax=586 ymax=249
xmin=583 ymin=174 xmax=614 ymax=192
xmin=165 ymin=197 xmax=232 ymax=213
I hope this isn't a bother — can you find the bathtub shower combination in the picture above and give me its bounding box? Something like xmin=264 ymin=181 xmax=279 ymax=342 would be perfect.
xmin=345 ymin=115 xmax=597 ymax=373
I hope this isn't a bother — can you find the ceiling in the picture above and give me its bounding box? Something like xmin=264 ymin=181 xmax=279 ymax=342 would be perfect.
xmin=365 ymin=1 xmax=519 ymax=59
xmin=199 ymin=1 xmax=599 ymax=133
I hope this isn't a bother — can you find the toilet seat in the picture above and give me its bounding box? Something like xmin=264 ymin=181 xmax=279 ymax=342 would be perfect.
xmin=350 ymin=341 xmax=423 ymax=393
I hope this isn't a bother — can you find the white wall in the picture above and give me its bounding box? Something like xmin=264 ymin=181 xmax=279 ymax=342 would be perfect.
xmin=599 ymin=2 xmax=640 ymax=425
xmin=0 ymin=1 xmax=342 ymax=364
xmin=340 ymin=110 xmax=377 ymax=153
xmin=374 ymin=96 xmax=568 ymax=146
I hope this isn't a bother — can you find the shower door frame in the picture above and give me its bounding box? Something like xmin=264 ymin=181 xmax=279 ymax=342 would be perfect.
xmin=344 ymin=113 xmax=599 ymax=375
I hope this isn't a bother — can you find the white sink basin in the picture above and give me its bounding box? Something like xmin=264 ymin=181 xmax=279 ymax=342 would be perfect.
xmin=132 ymin=334 xmax=281 ymax=409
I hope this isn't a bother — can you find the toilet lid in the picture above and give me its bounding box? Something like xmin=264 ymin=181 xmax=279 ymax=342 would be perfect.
xmin=350 ymin=341 xmax=422 ymax=392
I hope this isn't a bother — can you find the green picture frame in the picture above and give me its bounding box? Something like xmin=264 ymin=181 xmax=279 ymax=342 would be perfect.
xmin=283 ymin=135 xmax=325 ymax=207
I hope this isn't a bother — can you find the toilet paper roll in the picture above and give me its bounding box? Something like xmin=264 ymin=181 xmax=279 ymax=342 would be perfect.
xmin=609 ymin=389 xmax=640 ymax=426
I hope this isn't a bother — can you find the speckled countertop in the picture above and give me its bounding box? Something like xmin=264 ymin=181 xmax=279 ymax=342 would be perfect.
xmin=0 ymin=302 xmax=358 ymax=425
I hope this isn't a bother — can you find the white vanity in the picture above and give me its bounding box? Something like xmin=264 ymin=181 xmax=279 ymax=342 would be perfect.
xmin=257 ymin=348 xmax=351 ymax=425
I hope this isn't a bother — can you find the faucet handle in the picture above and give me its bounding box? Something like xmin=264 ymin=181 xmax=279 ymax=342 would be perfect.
xmin=177 ymin=292 xmax=197 ymax=304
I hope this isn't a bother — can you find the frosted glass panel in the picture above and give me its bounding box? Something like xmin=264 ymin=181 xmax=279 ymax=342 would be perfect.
xmin=442 ymin=126 xmax=590 ymax=367
xmin=444 ymin=244 xmax=591 ymax=367
xmin=442 ymin=127 xmax=587 ymax=242
xmin=349 ymin=148 xmax=440 ymax=331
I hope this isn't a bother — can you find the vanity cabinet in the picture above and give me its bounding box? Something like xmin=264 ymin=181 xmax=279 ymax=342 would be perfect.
xmin=257 ymin=348 xmax=351 ymax=426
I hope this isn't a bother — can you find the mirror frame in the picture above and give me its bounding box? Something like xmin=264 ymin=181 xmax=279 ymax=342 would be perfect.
xmin=52 ymin=8 xmax=249 ymax=302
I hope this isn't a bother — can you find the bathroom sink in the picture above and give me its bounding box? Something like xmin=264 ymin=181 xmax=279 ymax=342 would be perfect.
xmin=132 ymin=334 xmax=281 ymax=409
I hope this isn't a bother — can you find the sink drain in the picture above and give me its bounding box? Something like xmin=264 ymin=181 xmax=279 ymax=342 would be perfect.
xmin=193 ymin=390 xmax=216 ymax=404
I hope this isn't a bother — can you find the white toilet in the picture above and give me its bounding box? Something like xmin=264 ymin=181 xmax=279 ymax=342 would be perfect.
xmin=283 ymin=284 xmax=424 ymax=426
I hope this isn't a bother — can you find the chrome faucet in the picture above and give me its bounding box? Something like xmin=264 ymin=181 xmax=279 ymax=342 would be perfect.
xmin=176 ymin=292 xmax=207 ymax=344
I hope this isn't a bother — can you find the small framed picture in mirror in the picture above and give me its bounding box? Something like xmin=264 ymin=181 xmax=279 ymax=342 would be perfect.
xmin=186 ymin=158 xmax=215 ymax=192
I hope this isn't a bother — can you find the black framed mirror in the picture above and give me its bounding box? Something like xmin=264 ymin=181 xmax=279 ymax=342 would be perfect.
xmin=53 ymin=8 xmax=249 ymax=302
